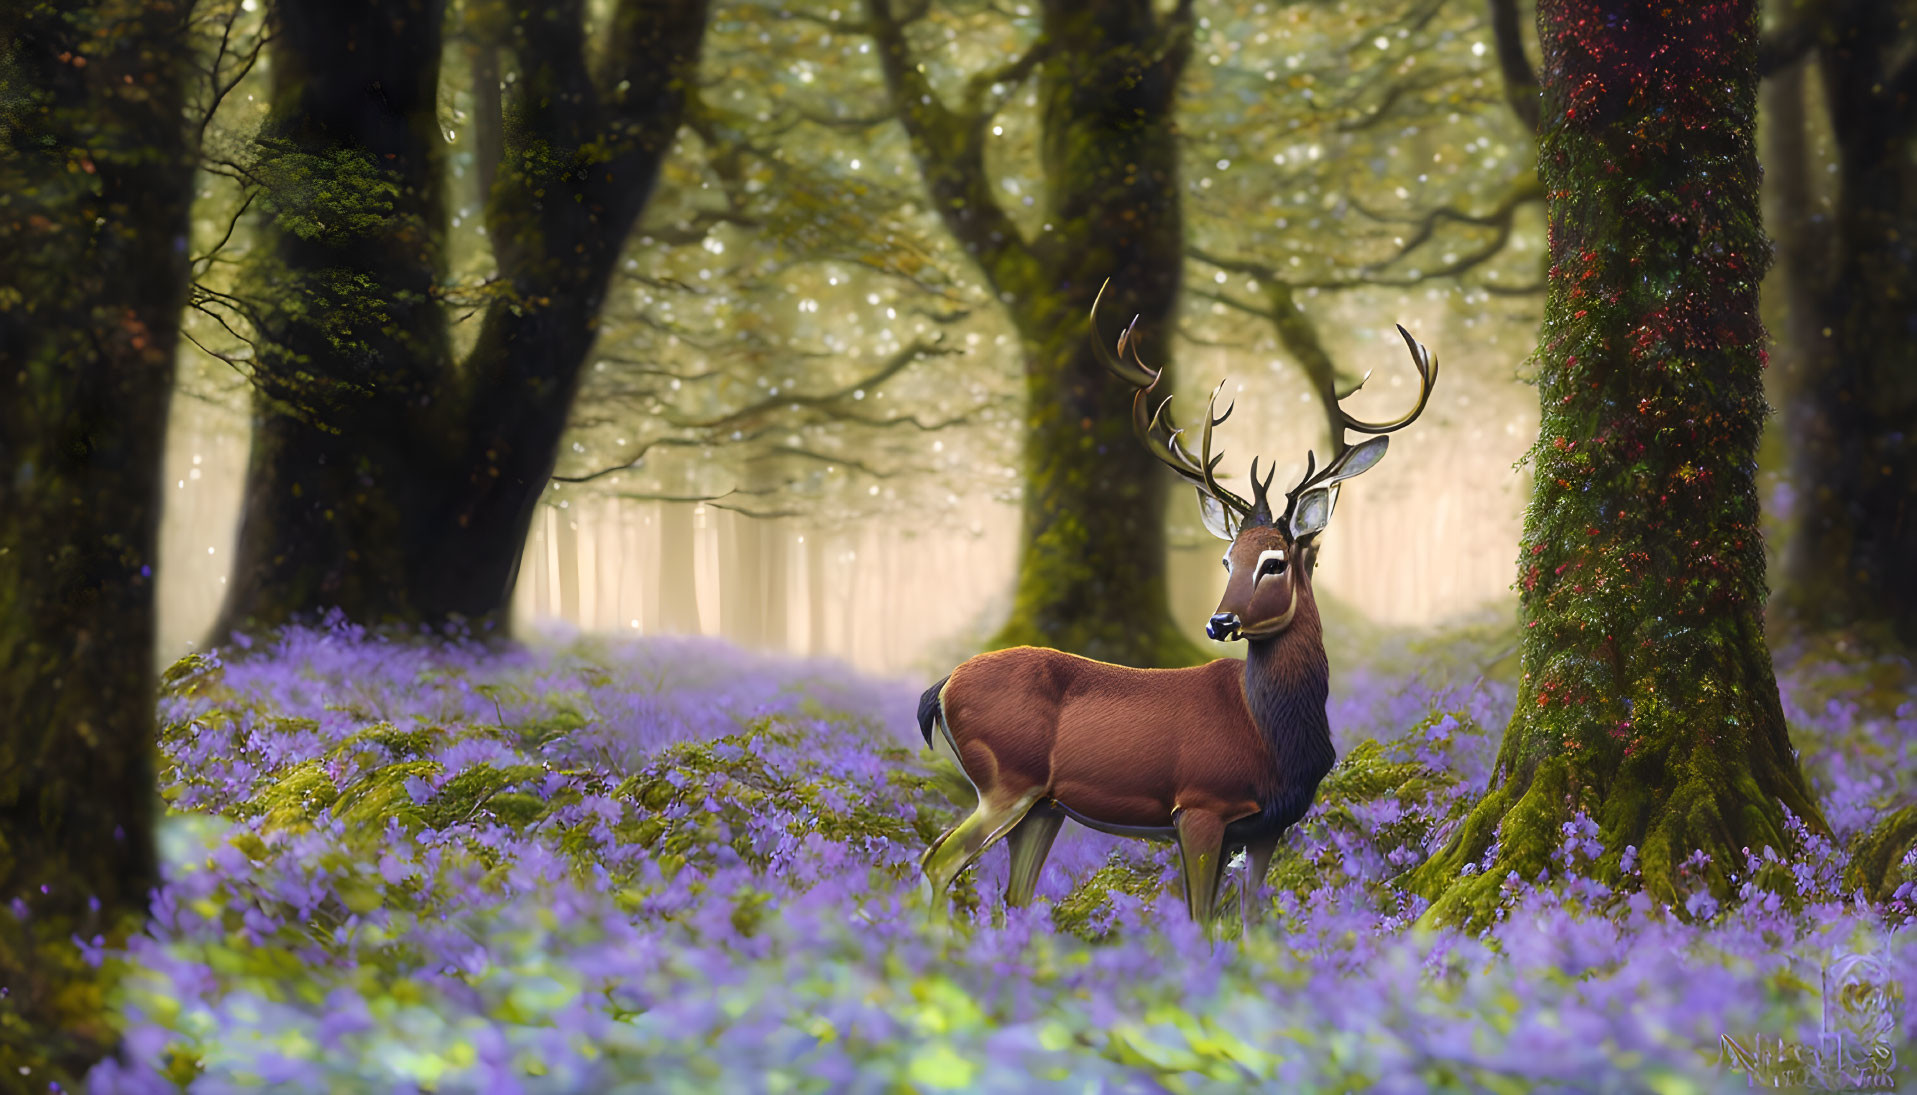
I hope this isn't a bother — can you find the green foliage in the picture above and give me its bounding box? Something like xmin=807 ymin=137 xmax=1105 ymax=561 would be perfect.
xmin=252 ymin=139 xmax=404 ymax=244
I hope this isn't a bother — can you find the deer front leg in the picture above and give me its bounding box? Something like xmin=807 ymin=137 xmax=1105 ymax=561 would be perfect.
xmin=1173 ymin=808 xmax=1228 ymax=928
xmin=1003 ymin=802 xmax=1065 ymax=908
xmin=1240 ymin=831 xmax=1281 ymax=928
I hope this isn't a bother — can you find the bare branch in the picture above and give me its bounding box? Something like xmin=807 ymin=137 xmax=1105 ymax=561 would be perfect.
xmin=763 ymin=444 xmax=903 ymax=480
xmin=962 ymin=37 xmax=1049 ymax=116
xmin=550 ymin=435 xmax=717 ymax=484
xmin=1357 ymin=170 xmax=1542 ymax=270
xmin=189 ymin=191 xmax=254 ymax=272
xmin=180 ymin=327 xmax=251 ymax=371
xmin=1334 ymin=68 xmax=1465 ymax=133
xmin=640 ymin=207 xmax=762 ymax=246
xmin=1488 ymin=0 xmax=1539 ymax=131
xmin=1475 ymin=278 xmax=1545 ymax=296
xmin=862 ymin=0 xmax=1030 ymax=284
xmin=661 ymin=336 xmax=957 ymax=430
xmin=195 ymin=4 xmax=270 ymax=145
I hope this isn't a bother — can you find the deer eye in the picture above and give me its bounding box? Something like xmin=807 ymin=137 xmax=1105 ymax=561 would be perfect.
xmin=1256 ymin=550 xmax=1288 ymax=578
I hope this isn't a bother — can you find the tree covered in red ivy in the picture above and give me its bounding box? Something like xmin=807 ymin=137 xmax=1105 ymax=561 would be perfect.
xmin=1411 ymin=0 xmax=1826 ymax=923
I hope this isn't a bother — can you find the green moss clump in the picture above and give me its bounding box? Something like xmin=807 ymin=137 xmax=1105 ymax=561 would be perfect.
xmin=243 ymin=761 xmax=340 ymax=832
xmin=416 ymin=764 xmax=548 ymax=830
xmin=1847 ymin=805 xmax=1917 ymax=902
xmin=1049 ymin=852 xmax=1175 ymax=942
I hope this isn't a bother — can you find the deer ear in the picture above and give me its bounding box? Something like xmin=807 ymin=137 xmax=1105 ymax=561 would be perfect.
xmin=1290 ymin=487 xmax=1331 ymax=539
xmin=1195 ymin=488 xmax=1238 ymax=542
xmin=1326 ymin=435 xmax=1389 ymax=485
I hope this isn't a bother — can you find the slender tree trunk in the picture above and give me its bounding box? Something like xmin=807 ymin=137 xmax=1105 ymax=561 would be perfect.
xmin=1411 ymin=0 xmax=1824 ymax=925
xmin=806 ymin=525 xmax=829 ymax=653
xmin=656 ymin=501 xmax=703 ymax=633
xmin=1760 ymin=59 xmax=1820 ymax=396
xmin=0 ymin=0 xmax=198 ymax=1080
xmin=720 ymin=508 xmax=763 ymax=646
xmin=1773 ymin=10 xmax=1917 ymax=643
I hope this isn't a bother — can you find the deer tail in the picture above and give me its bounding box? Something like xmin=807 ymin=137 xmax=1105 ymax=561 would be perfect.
xmin=916 ymin=675 xmax=951 ymax=750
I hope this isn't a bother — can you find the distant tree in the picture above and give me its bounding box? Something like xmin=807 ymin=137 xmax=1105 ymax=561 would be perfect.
xmin=208 ymin=0 xmax=710 ymax=635
xmin=841 ymin=0 xmax=1206 ymax=666
xmin=1183 ymin=0 xmax=1541 ymax=472
xmin=1757 ymin=2 xmax=1917 ymax=645
xmin=0 ymin=0 xmax=201 ymax=1080
xmin=1410 ymin=0 xmax=1825 ymax=922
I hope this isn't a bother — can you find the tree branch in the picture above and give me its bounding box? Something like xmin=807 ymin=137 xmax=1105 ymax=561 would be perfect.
xmin=862 ymin=0 xmax=1029 ymax=283
xmin=661 ymin=337 xmax=956 ymax=430
xmin=1488 ymin=0 xmax=1539 ymax=131
xmin=1758 ymin=1 xmax=1826 ymax=77
xmin=1357 ymin=170 xmax=1542 ymax=270
xmin=962 ymin=37 xmax=1048 ymax=116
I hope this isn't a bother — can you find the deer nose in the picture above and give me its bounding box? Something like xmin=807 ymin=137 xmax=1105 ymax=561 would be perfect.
xmin=1207 ymin=613 xmax=1241 ymax=641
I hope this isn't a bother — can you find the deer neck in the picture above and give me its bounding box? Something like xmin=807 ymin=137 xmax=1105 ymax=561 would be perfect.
xmin=1240 ymin=585 xmax=1335 ymax=824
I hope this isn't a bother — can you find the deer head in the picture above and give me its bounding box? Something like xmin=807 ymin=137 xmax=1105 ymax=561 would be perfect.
xmin=1089 ymin=279 xmax=1438 ymax=643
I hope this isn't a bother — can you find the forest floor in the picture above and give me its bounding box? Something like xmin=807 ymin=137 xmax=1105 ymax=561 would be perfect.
xmin=85 ymin=614 xmax=1917 ymax=1093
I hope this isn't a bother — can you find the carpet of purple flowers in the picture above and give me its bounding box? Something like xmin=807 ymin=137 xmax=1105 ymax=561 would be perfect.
xmin=84 ymin=616 xmax=1917 ymax=1093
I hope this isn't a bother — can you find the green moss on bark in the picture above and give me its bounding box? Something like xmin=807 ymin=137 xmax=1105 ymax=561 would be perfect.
xmin=1412 ymin=0 xmax=1825 ymax=927
xmin=0 ymin=0 xmax=199 ymax=1081
xmin=217 ymin=0 xmax=713 ymax=637
xmin=1847 ymin=805 xmax=1917 ymax=902
xmin=870 ymin=0 xmax=1205 ymax=668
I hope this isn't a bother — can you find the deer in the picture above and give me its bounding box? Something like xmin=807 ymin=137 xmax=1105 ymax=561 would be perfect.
xmin=914 ymin=281 xmax=1437 ymax=929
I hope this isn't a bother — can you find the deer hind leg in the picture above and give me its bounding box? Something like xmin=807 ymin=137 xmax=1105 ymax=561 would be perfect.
xmin=921 ymin=787 xmax=1047 ymax=914
xmin=1173 ymin=808 xmax=1229 ymax=930
xmin=1003 ymin=802 xmax=1065 ymax=908
xmin=919 ymin=825 xmax=958 ymax=873
xmin=1239 ymin=831 xmax=1281 ymax=929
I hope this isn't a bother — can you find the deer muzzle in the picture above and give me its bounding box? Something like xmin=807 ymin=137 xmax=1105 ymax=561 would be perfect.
xmin=1206 ymin=613 xmax=1241 ymax=642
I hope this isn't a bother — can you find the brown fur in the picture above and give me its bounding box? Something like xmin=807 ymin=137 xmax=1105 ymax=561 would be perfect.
xmin=943 ymin=649 xmax=1269 ymax=830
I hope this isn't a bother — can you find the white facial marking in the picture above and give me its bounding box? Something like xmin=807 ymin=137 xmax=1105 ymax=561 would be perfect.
xmin=1255 ymin=548 xmax=1288 ymax=583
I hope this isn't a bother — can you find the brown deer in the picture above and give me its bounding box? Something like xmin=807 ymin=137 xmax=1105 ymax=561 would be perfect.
xmin=915 ymin=282 xmax=1437 ymax=927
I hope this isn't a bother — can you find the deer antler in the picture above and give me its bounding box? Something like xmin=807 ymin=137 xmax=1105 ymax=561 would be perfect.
xmin=1282 ymin=324 xmax=1439 ymax=531
xmin=1091 ymin=280 xmax=1254 ymax=520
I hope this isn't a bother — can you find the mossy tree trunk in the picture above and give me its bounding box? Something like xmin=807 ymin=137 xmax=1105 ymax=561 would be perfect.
xmin=1410 ymin=0 xmax=1826 ymax=925
xmin=1770 ymin=8 xmax=1917 ymax=645
xmin=0 ymin=0 xmax=198 ymax=1081
xmin=214 ymin=0 xmax=711 ymax=638
xmin=218 ymin=0 xmax=453 ymax=629
xmin=866 ymin=0 xmax=1204 ymax=667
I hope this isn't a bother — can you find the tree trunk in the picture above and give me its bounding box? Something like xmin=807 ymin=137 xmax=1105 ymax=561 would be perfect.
xmin=867 ymin=0 xmax=1204 ymax=667
xmin=215 ymin=0 xmax=711 ymax=639
xmin=992 ymin=308 xmax=1199 ymax=665
xmin=216 ymin=0 xmax=453 ymax=634
xmin=806 ymin=525 xmax=829 ymax=653
xmin=655 ymin=501 xmax=703 ymax=633
xmin=1410 ymin=0 xmax=1825 ymax=925
xmin=0 ymin=0 xmax=198 ymax=1080
xmin=719 ymin=508 xmax=763 ymax=646
xmin=1772 ymin=10 xmax=1917 ymax=644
